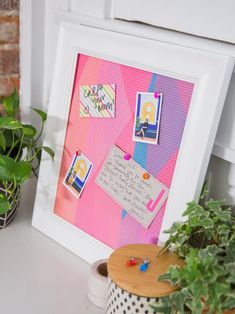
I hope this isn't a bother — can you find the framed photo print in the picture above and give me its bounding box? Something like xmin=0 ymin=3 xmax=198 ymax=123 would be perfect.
xmin=32 ymin=23 xmax=233 ymax=263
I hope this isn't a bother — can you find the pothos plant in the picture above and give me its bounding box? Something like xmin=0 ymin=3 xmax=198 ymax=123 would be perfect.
xmin=0 ymin=89 xmax=54 ymax=214
xmin=151 ymin=190 xmax=235 ymax=314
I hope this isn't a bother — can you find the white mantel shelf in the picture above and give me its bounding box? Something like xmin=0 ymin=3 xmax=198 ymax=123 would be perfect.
xmin=0 ymin=180 xmax=105 ymax=314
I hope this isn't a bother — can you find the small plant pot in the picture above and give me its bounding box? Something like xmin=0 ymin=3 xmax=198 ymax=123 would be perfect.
xmin=0 ymin=184 xmax=21 ymax=229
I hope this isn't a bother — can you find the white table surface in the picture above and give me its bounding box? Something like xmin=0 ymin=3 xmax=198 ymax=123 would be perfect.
xmin=0 ymin=181 xmax=105 ymax=314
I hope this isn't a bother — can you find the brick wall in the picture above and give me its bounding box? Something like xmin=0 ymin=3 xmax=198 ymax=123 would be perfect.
xmin=0 ymin=0 xmax=19 ymax=97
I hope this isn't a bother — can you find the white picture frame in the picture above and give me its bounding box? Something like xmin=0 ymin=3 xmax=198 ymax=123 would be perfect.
xmin=32 ymin=22 xmax=233 ymax=264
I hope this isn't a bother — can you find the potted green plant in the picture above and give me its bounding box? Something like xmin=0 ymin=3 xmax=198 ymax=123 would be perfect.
xmin=151 ymin=191 xmax=235 ymax=314
xmin=0 ymin=89 xmax=54 ymax=228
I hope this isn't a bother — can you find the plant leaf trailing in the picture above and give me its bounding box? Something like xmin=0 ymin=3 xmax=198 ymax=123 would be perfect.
xmin=0 ymin=89 xmax=54 ymax=215
xmin=152 ymin=192 xmax=235 ymax=314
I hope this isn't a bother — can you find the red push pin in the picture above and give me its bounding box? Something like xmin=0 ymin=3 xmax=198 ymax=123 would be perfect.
xmin=154 ymin=92 xmax=159 ymax=98
xmin=75 ymin=150 xmax=79 ymax=156
xmin=127 ymin=257 xmax=137 ymax=266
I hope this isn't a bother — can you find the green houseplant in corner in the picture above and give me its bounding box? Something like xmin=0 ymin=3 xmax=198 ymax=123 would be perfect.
xmin=152 ymin=191 xmax=235 ymax=314
xmin=0 ymin=89 xmax=54 ymax=228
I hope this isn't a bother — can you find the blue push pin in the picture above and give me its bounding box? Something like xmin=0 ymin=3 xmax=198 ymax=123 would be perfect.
xmin=139 ymin=259 xmax=150 ymax=272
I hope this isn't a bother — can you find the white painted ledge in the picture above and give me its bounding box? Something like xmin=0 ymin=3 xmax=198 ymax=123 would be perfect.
xmin=114 ymin=0 xmax=235 ymax=44
xmin=213 ymin=143 xmax=235 ymax=164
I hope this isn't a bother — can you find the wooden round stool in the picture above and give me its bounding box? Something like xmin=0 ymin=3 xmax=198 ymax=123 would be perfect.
xmin=107 ymin=244 xmax=184 ymax=314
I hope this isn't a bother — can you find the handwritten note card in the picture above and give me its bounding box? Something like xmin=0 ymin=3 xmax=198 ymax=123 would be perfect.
xmin=80 ymin=84 xmax=116 ymax=118
xmin=95 ymin=146 xmax=169 ymax=228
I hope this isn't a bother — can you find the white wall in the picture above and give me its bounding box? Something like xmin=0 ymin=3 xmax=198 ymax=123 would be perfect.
xmin=21 ymin=0 xmax=235 ymax=205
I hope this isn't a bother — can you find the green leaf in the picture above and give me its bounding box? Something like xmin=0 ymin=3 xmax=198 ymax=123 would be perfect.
xmin=150 ymin=303 xmax=173 ymax=314
xmin=170 ymin=290 xmax=192 ymax=313
xmin=200 ymin=180 xmax=209 ymax=200
xmin=42 ymin=146 xmax=54 ymax=160
xmin=150 ymin=296 xmax=174 ymax=314
xmin=0 ymin=193 xmax=10 ymax=215
xmin=4 ymin=129 xmax=16 ymax=148
xmin=0 ymin=155 xmax=31 ymax=184
xmin=22 ymin=124 xmax=36 ymax=138
xmin=0 ymin=132 xmax=6 ymax=151
xmin=0 ymin=154 xmax=15 ymax=181
xmin=158 ymin=265 xmax=182 ymax=286
xmin=183 ymin=201 xmax=204 ymax=217
xmin=224 ymin=240 xmax=235 ymax=263
xmin=32 ymin=108 xmax=47 ymax=122
xmin=36 ymin=150 xmax=42 ymax=163
xmin=164 ymin=222 xmax=183 ymax=234
xmin=14 ymin=160 xmax=32 ymax=184
xmin=2 ymin=88 xmax=19 ymax=117
xmin=222 ymin=295 xmax=235 ymax=309
xmin=0 ymin=117 xmax=22 ymax=130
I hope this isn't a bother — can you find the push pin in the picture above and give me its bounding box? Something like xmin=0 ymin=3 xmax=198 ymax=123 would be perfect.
xmin=124 ymin=153 xmax=131 ymax=161
xmin=75 ymin=150 xmax=79 ymax=156
xmin=139 ymin=259 xmax=150 ymax=272
xmin=154 ymin=92 xmax=159 ymax=98
xmin=127 ymin=257 xmax=138 ymax=267
xmin=143 ymin=172 xmax=150 ymax=180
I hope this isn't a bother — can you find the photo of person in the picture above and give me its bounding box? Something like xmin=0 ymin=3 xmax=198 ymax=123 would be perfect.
xmin=136 ymin=118 xmax=149 ymax=139
xmin=133 ymin=92 xmax=163 ymax=145
xmin=63 ymin=151 xmax=93 ymax=198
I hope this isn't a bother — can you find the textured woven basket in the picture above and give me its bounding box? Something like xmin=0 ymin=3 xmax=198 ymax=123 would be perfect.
xmin=0 ymin=183 xmax=21 ymax=229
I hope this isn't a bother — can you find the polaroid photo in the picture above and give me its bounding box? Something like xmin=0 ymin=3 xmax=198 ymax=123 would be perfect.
xmin=133 ymin=92 xmax=163 ymax=145
xmin=63 ymin=151 xmax=93 ymax=198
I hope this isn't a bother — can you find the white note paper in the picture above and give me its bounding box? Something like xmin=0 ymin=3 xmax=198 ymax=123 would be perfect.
xmin=95 ymin=146 xmax=169 ymax=228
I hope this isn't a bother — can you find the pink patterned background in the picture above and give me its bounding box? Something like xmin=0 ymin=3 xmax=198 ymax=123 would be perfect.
xmin=53 ymin=54 xmax=194 ymax=249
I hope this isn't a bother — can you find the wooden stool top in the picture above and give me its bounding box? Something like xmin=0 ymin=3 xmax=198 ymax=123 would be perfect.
xmin=107 ymin=244 xmax=184 ymax=298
